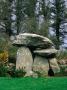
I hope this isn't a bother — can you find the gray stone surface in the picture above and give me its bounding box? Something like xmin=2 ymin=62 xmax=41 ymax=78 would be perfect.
xmin=34 ymin=49 xmax=58 ymax=57
xmin=16 ymin=47 xmax=33 ymax=73
xmin=33 ymin=55 xmax=49 ymax=76
xmin=49 ymin=58 xmax=60 ymax=73
xmin=13 ymin=33 xmax=54 ymax=49
xmin=24 ymin=71 xmax=38 ymax=78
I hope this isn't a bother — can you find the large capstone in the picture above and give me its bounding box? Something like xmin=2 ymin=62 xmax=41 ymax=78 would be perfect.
xmin=16 ymin=47 xmax=33 ymax=74
xmin=13 ymin=33 xmax=54 ymax=50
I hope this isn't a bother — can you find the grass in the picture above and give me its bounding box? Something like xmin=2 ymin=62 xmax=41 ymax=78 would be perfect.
xmin=0 ymin=77 xmax=67 ymax=90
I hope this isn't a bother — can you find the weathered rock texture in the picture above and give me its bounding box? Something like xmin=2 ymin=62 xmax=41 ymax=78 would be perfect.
xmin=49 ymin=58 xmax=60 ymax=73
xmin=13 ymin=33 xmax=60 ymax=77
xmin=34 ymin=49 xmax=58 ymax=58
xmin=13 ymin=33 xmax=54 ymax=49
xmin=33 ymin=55 xmax=49 ymax=76
xmin=16 ymin=47 xmax=33 ymax=73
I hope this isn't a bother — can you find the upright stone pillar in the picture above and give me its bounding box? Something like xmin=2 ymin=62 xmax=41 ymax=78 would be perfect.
xmin=49 ymin=58 xmax=60 ymax=73
xmin=33 ymin=55 xmax=49 ymax=76
xmin=16 ymin=47 xmax=33 ymax=73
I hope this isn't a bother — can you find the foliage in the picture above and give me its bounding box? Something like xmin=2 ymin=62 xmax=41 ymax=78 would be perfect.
xmin=50 ymin=0 xmax=65 ymax=49
xmin=35 ymin=0 xmax=50 ymax=37
xmin=6 ymin=64 xmax=26 ymax=77
xmin=57 ymin=51 xmax=67 ymax=60
xmin=0 ymin=0 xmax=66 ymax=45
xmin=55 ymin=66 xmax=67 ymax=76
xmin=20 ymin=17 xmax=37 ymax=33
xmin=0 ymin=35 xmax=9 ymax=64
xmin=50 ymin=36 xmax=61 ymax=49
xmin=0 ymin=34 xmax=9 ymax=50
xmin=38 ymin=21 xmax=49 ymax=37
xmin=0 ymin=61 xmax=26 ymax=77
xmin=0 ymin=0 xmax=13 ymax=36
xmin=0 ymin=63 xmax=8 ymax=77
xmin=24 ymin=0 xmax=36 ymax=18
xmin=11 ymin=69 xmax=26 ymax=78
xmin=0 ymin=50 xmax=8 ymax=64
xmin=8 ymin=46 xmax=18 ymax=57
xmin=60 ymin=66 xmax=67 ymax=76
xmin=16 ymin=0 xmax=37 ymax=34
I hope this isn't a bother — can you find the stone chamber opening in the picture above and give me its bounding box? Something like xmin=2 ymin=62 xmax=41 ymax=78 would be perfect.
xmin=48 ymin=68 xmax=54 ymax=76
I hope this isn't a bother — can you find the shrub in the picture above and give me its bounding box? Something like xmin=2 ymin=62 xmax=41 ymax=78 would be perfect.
xmin=55 ymin=66 xmax=67 ymax=76
xmin=57 ymin=51 xmax=67 ymax=60
xmin=0 ymin=50 xmax=8 ymax=64
xmin=0 ymin=63 xmax=8 ymax=77
xmin=10 ymin=68 xmax=26 ymax=78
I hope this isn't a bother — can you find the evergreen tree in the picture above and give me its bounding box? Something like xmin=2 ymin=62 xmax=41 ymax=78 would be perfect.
xmin=16 ymin=0 xmax=24 ymax=34
xmin=50 ymin=0 xmax=65 ymax=49
xmin=35 ymin=0 xmax=50 ymax=37
xmin=0 ymin=0 xmax=14 ymax=36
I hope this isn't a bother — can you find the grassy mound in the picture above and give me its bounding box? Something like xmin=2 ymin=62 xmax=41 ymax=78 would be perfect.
xmin=0 ymin=77 xmax=67 ymax=90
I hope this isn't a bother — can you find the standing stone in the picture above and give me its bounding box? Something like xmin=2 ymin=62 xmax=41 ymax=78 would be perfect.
xmin=33 ymin=55 xmax=49 ymax=76
xmin=49 ymin=58 xmax=60 ymax=73
xmin=16 ymin=47 xmax=33 ymax=73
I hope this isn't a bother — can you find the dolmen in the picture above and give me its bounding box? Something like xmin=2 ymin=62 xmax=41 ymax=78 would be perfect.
xmin=12 ymin=33 xmax=60 ymax=77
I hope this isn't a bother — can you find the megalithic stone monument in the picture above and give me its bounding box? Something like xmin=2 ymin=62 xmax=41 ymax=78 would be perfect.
xmin=12 ymin=33 xmax=60 ymax=77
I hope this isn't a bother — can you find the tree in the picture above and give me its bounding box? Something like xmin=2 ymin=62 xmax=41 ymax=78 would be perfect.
xmin=16 ymin=0 xmax=23 ymax=34
xmin=35 ymin=0 xmax=50 ymax=37
xmin=50 ymin=0 xmax=65 ymax=49
xmin=15 ymin=0 xmax=37 ymax=34
xmin=0 ymin=0 xmax=14 ymax=36
xmin=41 ymin=0 xmax=50 ymax=36
xmin=24 ymin=0 xmax=37 ymax=18
xmin=24 ymin=0 xmax=37 ymax=33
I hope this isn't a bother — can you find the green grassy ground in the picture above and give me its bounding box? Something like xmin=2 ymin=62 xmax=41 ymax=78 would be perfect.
xmin=0 ymin=77 xmax=67 ymax=90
